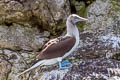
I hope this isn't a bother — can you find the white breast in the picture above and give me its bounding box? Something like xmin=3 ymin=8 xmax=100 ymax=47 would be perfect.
xmin=63 ymin=26 xmax=79 ymax=59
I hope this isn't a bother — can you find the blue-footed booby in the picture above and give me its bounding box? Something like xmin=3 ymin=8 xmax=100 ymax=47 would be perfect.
xmin=17 ymin=14 xmax=88 ymax=77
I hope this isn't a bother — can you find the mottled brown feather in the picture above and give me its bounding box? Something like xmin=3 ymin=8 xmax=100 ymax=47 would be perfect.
xmin=36 ymin=37 xmax=76 ymax=60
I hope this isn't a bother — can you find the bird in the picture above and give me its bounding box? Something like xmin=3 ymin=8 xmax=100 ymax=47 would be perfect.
xmin=17 ymin=14 xmax=88 ymax=77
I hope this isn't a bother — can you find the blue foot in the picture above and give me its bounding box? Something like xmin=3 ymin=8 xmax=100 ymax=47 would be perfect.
xmin=59 ymin=60 xmax=72 ymax=69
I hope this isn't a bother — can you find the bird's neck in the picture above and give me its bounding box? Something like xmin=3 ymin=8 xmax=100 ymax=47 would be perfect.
xmin=66 ymin=20 xmax=79 ymax=39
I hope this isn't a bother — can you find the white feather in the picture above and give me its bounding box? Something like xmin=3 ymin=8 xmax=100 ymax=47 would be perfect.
xmin=17 ymin=58 xmax=60 ymax=77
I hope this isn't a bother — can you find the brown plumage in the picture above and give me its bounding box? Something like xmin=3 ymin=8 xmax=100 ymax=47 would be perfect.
xmin=36 ymin=36 xmax=76 ymax=60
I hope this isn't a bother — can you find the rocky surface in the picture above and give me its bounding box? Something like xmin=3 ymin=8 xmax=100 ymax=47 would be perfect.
xmin=75 ymin=0 xmax=120 ymax=59
xmin=63 ymin=58 xmax=120 ymax=80
xmin=0 ymin=49 xmax=35 ymax=80
xmin=0 ymin=0 xmax=71 ymax=80
xmin=0 ymin=23 xmax=50 ymax=51
xmin=0 ymin=0 xmax=71 ymax=51
xmin=0 ymin=0 xmax=70 ymax=35
xmin=0 ymin=24 xmax=49 ymax=51
xmin=0 ymin=0 xmax=120 ymax=80
xmin=0 ymin=59 xmax=11 ymax=80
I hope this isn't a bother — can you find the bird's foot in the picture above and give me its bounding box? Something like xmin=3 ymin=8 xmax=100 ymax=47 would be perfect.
xmin=59 ymin=60 xmax=72 ymax=69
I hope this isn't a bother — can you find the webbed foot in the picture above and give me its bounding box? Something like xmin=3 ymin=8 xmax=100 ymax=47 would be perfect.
xmin=58 ymin=60 xmax=72 ymax=69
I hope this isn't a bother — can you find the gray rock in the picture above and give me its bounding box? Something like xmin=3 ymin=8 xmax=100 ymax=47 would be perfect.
xmin=0 ymin=49 xmax=36 ymax=80
xmin=0 ymin=24 xmax=49 ymax=51
xmin=0 ymin=0 xmax=70 ymax=33
xmin=0 ymin=59 xmax=11 ymax=80
xmin=0 ymin=0 xmax=71 ymax=79
xmin=1 ymin=49 xmax=120 ymax=80
xmin=0 ymin=0 xmax=70 ymax=50
xmin=75 ymin=0 xmax=120 ymax=59
xmin=1 ymin=0 xmax=120 ymax=80
xmin=39 ymin=69 xmax=69 ymax=80
xmin=63 ymin=58 xmax=120 ymax=80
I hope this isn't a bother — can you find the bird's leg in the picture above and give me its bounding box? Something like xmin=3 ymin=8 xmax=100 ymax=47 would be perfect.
xmin=59 ymin=60 xmax=72 ymax=69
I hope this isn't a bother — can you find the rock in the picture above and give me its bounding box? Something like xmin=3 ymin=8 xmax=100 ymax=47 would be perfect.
xmin=0 ymin=24 xmax=49 ymax=51
xmin=0 ymin=59 xmax=11 ymax=80
xmin=1 ymin=49 xmax=120 ymax=80
xmin=16 ymin=58 xmax=120 ymax=80
xmin=63 ymin=58 xmax=120 ymax=80
xmin=0 ymin=0 xmax=71 ymax=50
xmin=0 ymin=49 xmax=36 ymax=80
xmin=74 ymin=0 xmax=120 ymax=59
xmin=0 ymin=0 xmax=71 ymax=35
xmin=0 ymin=0 xmax=71 ymax=79
xmin=39 ymin=70 xmax=69 ymax=80
xmin=1 ymin=0 xmax=120 ymax=80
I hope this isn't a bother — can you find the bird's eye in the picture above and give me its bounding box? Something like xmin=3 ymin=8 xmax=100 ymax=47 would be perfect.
xmin=75 ymin=16 xmax=79 ymax=19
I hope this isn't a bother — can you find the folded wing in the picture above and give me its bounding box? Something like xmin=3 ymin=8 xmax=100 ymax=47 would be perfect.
xmin=36 ymin=36 xmax=76 ymax=60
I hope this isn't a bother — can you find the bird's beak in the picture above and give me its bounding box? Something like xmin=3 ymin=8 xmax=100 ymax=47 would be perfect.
xmin=78 ymin=16 xmax=88 ymax=21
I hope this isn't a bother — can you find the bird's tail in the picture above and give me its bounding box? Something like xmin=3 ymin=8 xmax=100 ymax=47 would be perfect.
xmin=16 ymin=60 xmax=45 ymax=77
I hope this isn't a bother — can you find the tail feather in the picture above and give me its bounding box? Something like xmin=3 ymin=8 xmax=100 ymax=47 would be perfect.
xmin=17 ymin=60 xmax=44 ymax=77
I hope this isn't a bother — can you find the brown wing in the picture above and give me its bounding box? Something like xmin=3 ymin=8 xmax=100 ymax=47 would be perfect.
xmin=36 ymin=37 xmax=76 ymax=60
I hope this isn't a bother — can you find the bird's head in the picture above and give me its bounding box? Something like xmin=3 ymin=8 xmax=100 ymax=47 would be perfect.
xmin=68 ymin=14 xmax=88 ymax=24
